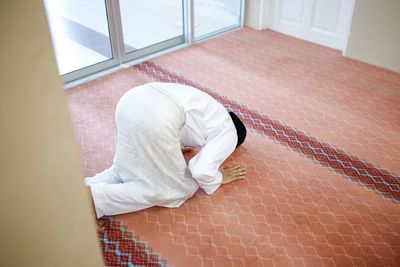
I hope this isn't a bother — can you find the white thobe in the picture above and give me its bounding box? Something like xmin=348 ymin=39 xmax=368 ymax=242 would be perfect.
xmin=85 ymin=83 xmax=237 ymax=218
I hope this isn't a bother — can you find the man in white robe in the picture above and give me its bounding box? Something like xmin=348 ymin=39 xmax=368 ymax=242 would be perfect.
xmin=85 ymin=82 xmax=247 ymax=220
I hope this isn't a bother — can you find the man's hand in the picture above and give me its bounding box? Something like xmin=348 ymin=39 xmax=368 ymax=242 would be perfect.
xmin=220 ymin=165 xmax=246 ymax=184
xmin=182 ymin=146 xmax=201 ymax=164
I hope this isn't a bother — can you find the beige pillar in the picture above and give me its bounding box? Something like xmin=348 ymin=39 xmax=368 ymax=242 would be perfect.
xmin=0 ymin=1 xmax=103 ymax=266
xmin=344 ymin=0 xmax=400 ymax=72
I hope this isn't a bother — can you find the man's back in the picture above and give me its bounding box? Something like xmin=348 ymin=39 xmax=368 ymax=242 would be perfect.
xmin=146 ymin=82 xmax=234 ymax=148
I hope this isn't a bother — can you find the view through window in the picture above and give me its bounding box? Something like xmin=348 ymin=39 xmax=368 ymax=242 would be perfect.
xmin=44 ymin=0 xmax=243 ymax=81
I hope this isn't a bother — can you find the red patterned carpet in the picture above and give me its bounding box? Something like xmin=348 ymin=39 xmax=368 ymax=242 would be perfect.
xmin=67 ymin=28 xmax=400 ymax=266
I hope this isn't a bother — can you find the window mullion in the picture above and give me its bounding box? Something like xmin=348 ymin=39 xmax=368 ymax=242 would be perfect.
xmin=105 ymin=0 xmax=125 ymax=64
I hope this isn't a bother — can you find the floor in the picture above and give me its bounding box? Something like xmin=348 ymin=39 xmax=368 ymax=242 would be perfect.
xmin=67 ymin=28 xmax=400 ymax=266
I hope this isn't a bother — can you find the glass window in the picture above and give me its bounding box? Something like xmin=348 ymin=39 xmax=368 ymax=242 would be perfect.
xmin=194 ymin=0 xmax=242 ymax=40
xmin=44 ymin=0 xmax=113 ymax=75
xmin=119 ymin=0 xmax=184 ymax=53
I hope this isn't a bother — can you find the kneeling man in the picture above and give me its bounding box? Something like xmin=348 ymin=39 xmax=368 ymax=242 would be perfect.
xmin=85 ymin=82 xmax=247 ymax=220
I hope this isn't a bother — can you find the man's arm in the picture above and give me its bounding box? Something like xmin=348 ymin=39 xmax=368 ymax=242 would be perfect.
xmin=186 ymin=126 xmax=246 ymax=194
xmin=182 ymin=146 xmax=246 ymax=185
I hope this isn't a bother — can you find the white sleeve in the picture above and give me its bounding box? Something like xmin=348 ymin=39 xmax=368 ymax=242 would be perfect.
xmin=188 ymin=126 xmax=237 ymax=195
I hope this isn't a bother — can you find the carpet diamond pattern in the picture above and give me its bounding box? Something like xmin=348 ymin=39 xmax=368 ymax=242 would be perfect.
xmin=67 ymin=29 xmax=400 ymax=266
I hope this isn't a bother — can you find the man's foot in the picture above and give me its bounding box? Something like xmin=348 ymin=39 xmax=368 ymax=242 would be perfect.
xmin=96 ymin=218 xmax=105 ymax=232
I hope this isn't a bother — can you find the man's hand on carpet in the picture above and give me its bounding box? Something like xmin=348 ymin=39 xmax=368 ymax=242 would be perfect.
xmin=220 ymin=165 xmax=246 ymax=185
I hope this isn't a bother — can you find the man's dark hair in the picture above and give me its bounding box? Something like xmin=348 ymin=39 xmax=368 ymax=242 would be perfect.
xmin=229 ymin=111 xmax=247 ymax=148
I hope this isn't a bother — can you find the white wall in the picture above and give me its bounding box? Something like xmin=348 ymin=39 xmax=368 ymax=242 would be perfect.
xmin=0 ymin=1 xmax=103 ymax=266
xmin=344 ymin=0 xmax=400 ymax=72
xmin=244 ymin=0 xmax=400 ymax=72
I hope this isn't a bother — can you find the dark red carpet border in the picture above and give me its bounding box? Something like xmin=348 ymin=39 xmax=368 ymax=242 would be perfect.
xmin=136 ymin=61 xmax=400 ymax=203
xmin=99 ymin=216 xmax=170 ymax=267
